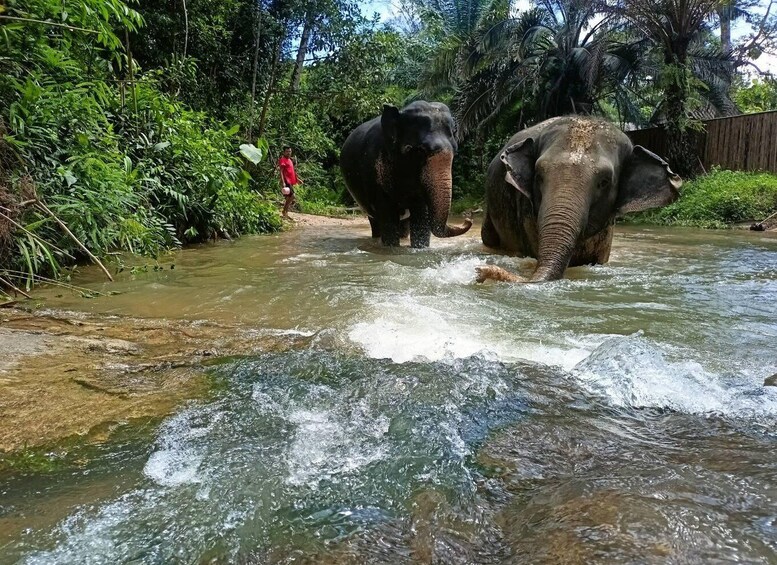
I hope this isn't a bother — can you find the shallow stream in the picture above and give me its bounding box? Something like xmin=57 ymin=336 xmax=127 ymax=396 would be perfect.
xmin=2 ymin=222 xmax=777 ymax=564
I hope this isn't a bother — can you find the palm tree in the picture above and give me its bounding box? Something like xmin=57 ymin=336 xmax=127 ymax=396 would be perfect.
xmin=423 ymin=0 xmax=643 ymax=136
xmin=607 ymin=0 xmax=734 ymax=176
xmin=415 ymin=0 xmax=512 ymax=99
xmin=717 ymin=0 xmax=761 ymax=53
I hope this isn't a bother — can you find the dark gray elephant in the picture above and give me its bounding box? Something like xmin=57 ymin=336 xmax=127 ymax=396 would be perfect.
xmin=477 ymin=116 xmax=682 ymax=283
xmin=340 ymin=101 xmax=472 ymax=248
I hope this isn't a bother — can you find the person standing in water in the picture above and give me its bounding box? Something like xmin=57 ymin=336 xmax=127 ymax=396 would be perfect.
xmin=278 ymin=145 xmax=302 ymax=218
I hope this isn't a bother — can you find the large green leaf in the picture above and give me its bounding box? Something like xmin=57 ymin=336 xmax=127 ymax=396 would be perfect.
xmin=239 ymin=143 xmax=265 ymax=165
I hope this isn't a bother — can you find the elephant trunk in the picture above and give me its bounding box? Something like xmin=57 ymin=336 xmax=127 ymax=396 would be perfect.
xmin=530 ymin=192 xmax=589 ymax=283
xmin=422 ymin=151 xmax=473 ymax=238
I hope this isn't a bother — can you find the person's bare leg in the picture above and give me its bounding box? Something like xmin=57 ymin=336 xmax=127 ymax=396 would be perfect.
xmin=283 ymin=195 xmax=292 ymax=217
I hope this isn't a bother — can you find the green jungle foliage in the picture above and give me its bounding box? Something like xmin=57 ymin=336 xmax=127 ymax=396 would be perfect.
xmin=2 ymin=0 xmax=777 ymax=298
xmin=733 ymin=76 xmax=777 ymax=113
xmin=626 ymin=168 xmax=777 ymax=228
xmin=0 ymin=0 xmax=282 ymax=294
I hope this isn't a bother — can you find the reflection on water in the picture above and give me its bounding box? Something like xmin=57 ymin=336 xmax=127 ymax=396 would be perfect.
xmin=2 ymin=222 xmax=777 ymax=563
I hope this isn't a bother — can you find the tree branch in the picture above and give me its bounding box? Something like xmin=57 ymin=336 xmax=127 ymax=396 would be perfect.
xmin=34 ymin=201 xmax=114 ymax=282
xmin=0 ymin=15 xmax=99 ymax=34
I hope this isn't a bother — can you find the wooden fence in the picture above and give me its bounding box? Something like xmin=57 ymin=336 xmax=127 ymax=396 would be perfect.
xmin=626 ymin=110 xmax=777 ymax=173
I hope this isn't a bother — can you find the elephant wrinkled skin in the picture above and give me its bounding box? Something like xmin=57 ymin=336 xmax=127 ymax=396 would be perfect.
xmin=477 ymin=116 xmax=682 ymax=283
xmin=340 ymin=101 xmax=472 ymax=248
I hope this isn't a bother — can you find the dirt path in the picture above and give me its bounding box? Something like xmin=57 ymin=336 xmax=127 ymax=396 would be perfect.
xmin=285 ymin=210 xmax=368 ymax=228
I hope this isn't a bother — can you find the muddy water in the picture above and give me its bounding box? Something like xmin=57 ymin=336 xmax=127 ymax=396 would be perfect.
xmin=2 ymin=220 xmax=777 ymax=564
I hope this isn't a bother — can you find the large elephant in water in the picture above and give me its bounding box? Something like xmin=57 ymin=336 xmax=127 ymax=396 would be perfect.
xmin=340 ymin=101 xmax=472 ymax=248
xmin=477 ymin=116 xmax=682 ymax=283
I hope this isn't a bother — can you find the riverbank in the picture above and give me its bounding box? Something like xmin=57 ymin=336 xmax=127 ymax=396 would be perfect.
xmin=284 ymin=211 xmax=369 ymax=228
xmin=623 ymin=168 xmax=777 ymax=229
xmin=0 ymin=307 xmax=329 ymax=453
xmin=0 ymin=213 xmax=369 ymax=454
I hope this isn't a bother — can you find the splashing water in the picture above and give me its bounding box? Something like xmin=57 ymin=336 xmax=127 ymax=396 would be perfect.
xmin=3 ymin=223 xmax=777 ymax=563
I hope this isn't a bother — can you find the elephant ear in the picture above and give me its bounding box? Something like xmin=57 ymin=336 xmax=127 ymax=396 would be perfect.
xmin=500 ymin=138 xmax=535 ymax=200
xmin=616 ymin=145 xmax=682 ymax=216
xmin=381 ymin=104 xmax=401 ymax=145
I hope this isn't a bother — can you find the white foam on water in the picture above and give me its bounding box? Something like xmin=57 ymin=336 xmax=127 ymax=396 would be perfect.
xmin=285 ymin=407 xmax=389 ymax=488
xmin=347 ymin=293 xmax=600 ymax=369
xmin=250 ymin=382 xmax=390 ymax=489
xmin=348 ymin=309 xmax=487 ymax=364
xmin=253 ymin=328 xmax=317 ymax=338
xmin=21 ymin=492 xmax=156 ymax=565
xmin=344 ymin=253 xmax=618 ymax=368
xmin=142 ymin=409 xmax=217 ymax=487
xmin=144 ymin=448 xmax=203 ymax=487
xmin=218 ymin=285 xmax=253 ymax=302
xmin=573 ymin=333 xmax=777 ymax=417
xmin=419 ymin=255 xmax=485 ymax=286
xmin=281 ymin=252 xmax=327 ymax=263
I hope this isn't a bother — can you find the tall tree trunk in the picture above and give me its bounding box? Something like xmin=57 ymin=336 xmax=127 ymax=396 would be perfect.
xmin=663 ymin=55 xmax=699 ymax=179
xmin=718 ymin=5 xmax=732 ymax=52
xmin=290 ymin=13 xmax=313 ymax=92
xmin=124 ymin=29 xmax=138 ymax=128
xmin=181 ymin=0 xmax=189 ymax=60
xmin=248 ymin=0 xmax=264 ymax=140
xmin=258 ymin=38 xmax=282 ymax=138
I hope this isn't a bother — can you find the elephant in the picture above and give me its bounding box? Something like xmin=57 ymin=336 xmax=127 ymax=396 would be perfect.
xmin=340 ymin=101 xmax=472 ymax=248
xmin=476 ymin=116 xmax=682 ymax=283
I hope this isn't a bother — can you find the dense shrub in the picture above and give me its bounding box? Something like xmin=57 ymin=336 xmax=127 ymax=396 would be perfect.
xmin=116 ymin=82 xmax=282 ymax=242
xmin=625 ymin=168 xmax=777 ymax=228
xmin=0 ymin=2 xmax=283 ymax=293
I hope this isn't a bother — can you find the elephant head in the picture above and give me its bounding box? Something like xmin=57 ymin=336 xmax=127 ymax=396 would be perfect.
xmin=495 ymin=118 xmax=681 ymax=282
xmin=381 ymin=102 xmax=472 ymax=238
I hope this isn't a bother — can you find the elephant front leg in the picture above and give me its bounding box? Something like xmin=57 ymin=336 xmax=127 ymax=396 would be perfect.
xmin=570 ymin=225 xmax=614 ymax=266
xmin=409 ymin=207 xmax=431 ymax=248
xmin=379 ymin=217 xmax=401 ymax=246
xmin=481 ymin=212 xmax=501 ymax=248
xmin=368 ymin=216 xmax=380 ymax=238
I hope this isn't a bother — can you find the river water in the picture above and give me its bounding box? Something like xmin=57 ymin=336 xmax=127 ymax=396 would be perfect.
xmin=2 ymin=221 xmax=777 ymax=564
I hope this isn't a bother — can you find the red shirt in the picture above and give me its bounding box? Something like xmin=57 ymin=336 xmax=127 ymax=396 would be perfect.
xmin=279 ymin=156 xmax=298 ymax=186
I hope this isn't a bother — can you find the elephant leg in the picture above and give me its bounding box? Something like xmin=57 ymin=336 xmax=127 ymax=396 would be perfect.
xmin=570 ymin=226 xmax=614 ymax=266
xmin=481 ymin=212 xmax=500 ymax=248
xmin=410 ymin=207 xmax=431 ymax=248
xmin=368 ymin=216 xmax=380 ymax=238
xmin=379 ymin=217 xmax=401 ymax=246
xmin=400 ymin=218 xmax=410 ymax=239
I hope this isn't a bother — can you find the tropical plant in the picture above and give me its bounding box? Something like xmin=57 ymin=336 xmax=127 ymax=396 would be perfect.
xmin=0 ymin=0 xmax=285 ymax=297
xmin=417 ymin=0 xmax=644 ymax=136
xmin=605 ymin=0 xmax=736 ymax=176
xmin=733 ymin=74 xmax=777 ymax=111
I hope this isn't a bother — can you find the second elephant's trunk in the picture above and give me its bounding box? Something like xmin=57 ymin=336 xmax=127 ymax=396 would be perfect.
xmin=422 ymin=151 xmax=472 ymax=238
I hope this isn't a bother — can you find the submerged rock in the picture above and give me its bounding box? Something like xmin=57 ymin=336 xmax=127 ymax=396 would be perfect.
xmin=0 ymin=308 xmax=318 ymax=452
